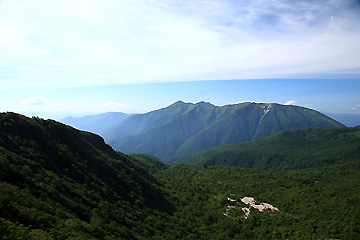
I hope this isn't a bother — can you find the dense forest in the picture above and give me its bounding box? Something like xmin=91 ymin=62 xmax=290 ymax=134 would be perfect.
xmin=168 ymin=126 xmax=360 ymax=169
xmin=0 ymin=113 xmax=170 ymax=239
xmin=0 ymin=112 xmax=359 ymax=239
xmin=153 ymin=163 xmax=360 ymax=239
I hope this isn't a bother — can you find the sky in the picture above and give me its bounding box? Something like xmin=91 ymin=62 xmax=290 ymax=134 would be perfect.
xmin=0 ymin=0 xmax=360 ymax=119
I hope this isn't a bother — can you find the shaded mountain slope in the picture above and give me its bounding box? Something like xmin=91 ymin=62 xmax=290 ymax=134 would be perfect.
xmin=60 ymin=112 xmax=130 ymax=135
xmin=105 ymin=101 xmax=344 ymax=159
xmin=169 ymin=126 xmax=360 ymax=169
xmin=103 ymin=101 xmax=211 ymax=141
xmin=0 ymin=112 xmax=170 ymax=239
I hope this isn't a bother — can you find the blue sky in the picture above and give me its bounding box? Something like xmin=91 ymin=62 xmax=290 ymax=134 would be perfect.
xmin=0 ymin=0 xmax=360 ymax=119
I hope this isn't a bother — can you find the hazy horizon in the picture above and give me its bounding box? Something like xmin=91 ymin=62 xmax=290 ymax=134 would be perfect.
xmin=1 ymin=0 xmax=359 ymax=119
xmin=2 ymin=78 xmax=360 ymax=120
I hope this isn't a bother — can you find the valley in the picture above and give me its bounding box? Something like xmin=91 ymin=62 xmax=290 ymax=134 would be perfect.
xmin=0 ymin=103 xmax=359 ymax=239
xmin=2 ymin=0 xmax=360 ymax=238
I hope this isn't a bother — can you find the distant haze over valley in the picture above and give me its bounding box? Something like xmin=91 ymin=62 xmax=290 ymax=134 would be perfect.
xmin=61 ymin=112 xmax=133 ymax=134
xmin=323 ymin=112 xmax=360 ymax=127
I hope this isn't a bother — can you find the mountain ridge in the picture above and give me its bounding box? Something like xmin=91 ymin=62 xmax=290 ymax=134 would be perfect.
xmin=104 ymin=101 xmax=344 ymax=159
xmin=0 ymin=112 xmax=171 ymax=239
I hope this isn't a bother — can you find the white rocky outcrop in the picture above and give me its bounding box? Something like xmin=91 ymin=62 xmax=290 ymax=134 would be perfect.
xmin=241 ymin=197 xmax=279 ymax=213
xmin=224 ymin=196 xmax=280 ymax=219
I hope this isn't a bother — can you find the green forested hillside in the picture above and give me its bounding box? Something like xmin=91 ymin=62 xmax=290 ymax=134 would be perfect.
xmin=106 ymin=101 xmax=343 ymax=159
xmin=169 ymin=126 xmax=360 ymax=169
xmin=0 ymin=112 xmax=170 ymax=239
xmin=153 ymin=163 xmax=360 ymax=239
xmin=0 ymin=112 xmax=359 ymax=239
xmin=126 ymin=154 xmax=169 ymax=173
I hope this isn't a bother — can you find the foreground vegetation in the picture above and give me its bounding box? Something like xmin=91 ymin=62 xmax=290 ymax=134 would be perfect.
xmin=153 ymin=163 xmax=360 ymax=239
xmin=0 ymin=113 xmax=170 ymax=239
xmin=0 ymin=113 xmax=359 ymax=239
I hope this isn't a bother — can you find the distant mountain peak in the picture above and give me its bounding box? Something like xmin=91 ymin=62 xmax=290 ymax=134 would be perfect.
xmin=170 ymin=100 xmax=215 ymax=108
xmin=196 ymin=101 xmax=215 ymax=107
xmin=169 ymin=100 xmax=189 ymax=107
xmin=106 ymin=102 xmax=344 ymax=160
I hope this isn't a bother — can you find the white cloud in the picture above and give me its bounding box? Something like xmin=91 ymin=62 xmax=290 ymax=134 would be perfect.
xmin=21 ymin=96 xmax=49 ymax=105
xmin=1 ymin=0 xmax=360 ymax=89
xmin=284 ymin=100 xmax=297 ymax=105
xmin=352 ymin=104 xmax=360 ymax=110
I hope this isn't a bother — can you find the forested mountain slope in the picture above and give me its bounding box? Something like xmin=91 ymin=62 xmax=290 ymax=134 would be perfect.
xmin=126 ymin=154 xmax=169 ymax=174
xmin=105 ymin=101 xmax=343 ymax=159
xmin=153 ymin=163 xmax=360 ymax=239
xmin=0 ymin=112 xmax=170 ymax=239
xmin=169 ymin=126 xmax=360 ymax=169
xmin=1 ymin=112 xmax=358 ymax=239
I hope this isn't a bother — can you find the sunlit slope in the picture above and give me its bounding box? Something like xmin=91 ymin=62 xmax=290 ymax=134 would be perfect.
xmin=169 ymin=126 xmax=360 ymax=169
xmin=106 ymin=101 xmax=344 ymax=159
xmin=154 ymin=163 xmax=360 ymax=239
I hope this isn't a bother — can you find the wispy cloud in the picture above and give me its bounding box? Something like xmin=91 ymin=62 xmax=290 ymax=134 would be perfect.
xmin=352 ymin=104 xmax=360 ymax=110
xmin=21 ymin=96 xmax=49 ymax=105
xmin=284 ymin=100 xmax=298 ymax=105
xmin=1 ymin=0 xmax=360 ymax=89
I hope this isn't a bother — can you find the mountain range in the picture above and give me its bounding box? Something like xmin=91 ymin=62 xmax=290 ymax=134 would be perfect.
xmin=102 ymin=101 xmax=343 ymax=159
xmin=1 ymin=112 xmax=359 ymax=239
xmin=59 ymin=108 xmax=360 ymax=139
